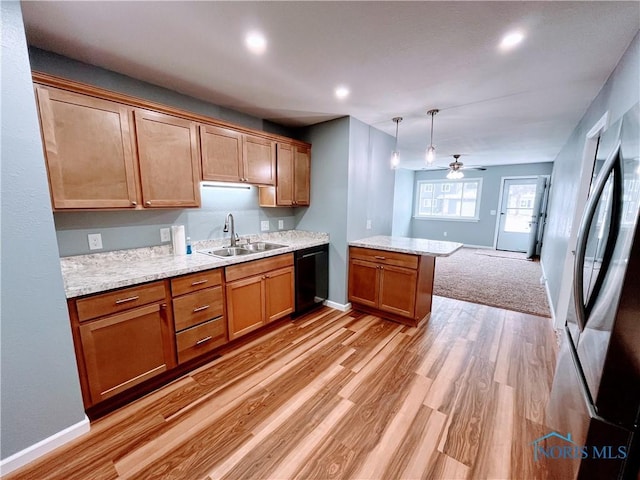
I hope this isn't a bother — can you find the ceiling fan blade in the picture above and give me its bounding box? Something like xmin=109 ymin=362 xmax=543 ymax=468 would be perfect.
xmin=462 ymin=166 xmax=487 ymax=171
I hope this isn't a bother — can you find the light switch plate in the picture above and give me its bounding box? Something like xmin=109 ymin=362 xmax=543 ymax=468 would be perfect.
xmin=88 ymin=233 xmax=103 ymax=250
xmin=261 ymin=220 xmax=270 ymax=231
xmin=278 ymin=220 xmax=284 ymax=230
xmin=160 ymin=228 xmax=171 ymax=242
xmin=366 ymin=219 xmax=372 ymax=230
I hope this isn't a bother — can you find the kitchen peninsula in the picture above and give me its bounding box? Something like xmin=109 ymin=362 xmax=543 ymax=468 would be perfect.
xmin=348 ymin=235 xmax=462 ymax=326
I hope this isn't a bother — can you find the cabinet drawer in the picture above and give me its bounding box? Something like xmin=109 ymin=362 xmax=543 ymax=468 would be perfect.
xmin=349 ymin=247 xmax=419 ymax=269
xmin=76 ymin=282 xmax=166 ymax=322
xmin=225 ymin=253 xmax=294 ymax=282
xmin=171 ymin=269 xmax=222 ymax=296
xmin=172 ymin=286 xmax=224 ymax=331
xmin=176 ymin=317 xmax=227 ymax=364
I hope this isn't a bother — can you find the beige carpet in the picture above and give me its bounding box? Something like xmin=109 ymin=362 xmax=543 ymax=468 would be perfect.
xmin=433 ymin=247 xmax=551 ymax=317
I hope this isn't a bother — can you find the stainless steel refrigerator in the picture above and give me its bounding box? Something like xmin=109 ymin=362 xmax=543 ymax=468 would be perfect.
xmin=546 ymin=103 xmax=640 ymax=480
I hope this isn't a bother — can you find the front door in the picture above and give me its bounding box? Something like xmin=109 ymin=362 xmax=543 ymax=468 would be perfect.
xmin=496 ymin=178 xmax=539 ymax=252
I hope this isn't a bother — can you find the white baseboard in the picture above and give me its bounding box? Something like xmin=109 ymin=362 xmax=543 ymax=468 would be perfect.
xmin=539 ymin=259 xmax=557 ymax=326
xmin=0 ymin=415 xmax=90 ymax=476
xmin=323 ymin=300 xmax=352 ymax=312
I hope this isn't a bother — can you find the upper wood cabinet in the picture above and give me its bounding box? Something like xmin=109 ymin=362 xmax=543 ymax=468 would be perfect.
xmin=200 ymin=125 xmax=275 ymax=186
xmin=243 ymin=134 xmax=276 ymax=185
xmin=35 ymin=86 xmax=139 ymax=209
xmin=33 ymin=74 xmax=310 ymax=209
xmin=200 ymin=124 xmax=243 ymax=182
xmin=35 ymin=84 xmax=201 ymax=210
xmin=134 ymin=109 xmax=201 ymax=208
xmin=259 ymin=143 xmax=311 ymax=207
xmin=293 ymin=145 xmax=311 ymax=206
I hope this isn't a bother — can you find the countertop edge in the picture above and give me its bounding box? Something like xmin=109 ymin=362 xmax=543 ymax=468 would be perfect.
xmin=64 ymin=239 xmax=329 ymax=299
xmin=348 ymin=238 xmax=463 ymax=257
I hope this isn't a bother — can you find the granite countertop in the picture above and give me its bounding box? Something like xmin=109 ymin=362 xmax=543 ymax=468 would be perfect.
xmin=349 ymin=235 xmax=462 ymax=257
xmin=61 ymin=230 xmax=329 ymax=299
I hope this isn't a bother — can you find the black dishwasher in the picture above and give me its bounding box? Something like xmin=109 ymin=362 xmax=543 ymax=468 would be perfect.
xmin=294 ymin=244 xmax=329 ymax=315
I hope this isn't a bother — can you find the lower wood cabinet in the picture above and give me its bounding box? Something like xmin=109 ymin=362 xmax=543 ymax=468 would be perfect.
xmin=70 ymin=281 xmax=176 ymax=407
xmin=67 ymin=255 xmax=295 ymax=413
xmin=170 ymin=269 xmax=227 ymax=364
xmin=226 ymin=254 xmax=295 ymax=340
xmin=348 ymin=247 xmax=435 ymax=327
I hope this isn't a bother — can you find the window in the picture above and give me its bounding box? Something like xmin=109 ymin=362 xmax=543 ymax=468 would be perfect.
xmin=415 ymin=178 xmax=482 ymax=220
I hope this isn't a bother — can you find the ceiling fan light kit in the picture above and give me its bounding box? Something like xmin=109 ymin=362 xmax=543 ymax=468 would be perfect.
xmin=425 ymin=109 xmax=439 ymax=165
xmin=391 ymin=116 xmax=402 ymax=169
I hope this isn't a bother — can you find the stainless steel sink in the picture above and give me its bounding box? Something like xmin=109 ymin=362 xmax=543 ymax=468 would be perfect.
xmin=198 ymin=247 xmax=251 ymax=258
xmin=198 ymin=242 xmax=286 ymax=258
xmin=242 ymin=242 xmax=287 ymax=252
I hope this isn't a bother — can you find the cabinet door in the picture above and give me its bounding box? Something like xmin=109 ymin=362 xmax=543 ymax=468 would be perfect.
xmin=378 ymin=265 xmax=417 ymax=318
xmin=226 ymin=275 xmax=265 ymax=340
xmin=348 ymin=259 xmax=380 ymax=308
xmin=265 ymin=266 xmax=295 ymax=323
xmin=243 ymin=134 xmax=276 ymax=185
xmin=35 ymin=86 xmax=138 ymax=209
xmin=275 ymin=143 xmax=294 ymax=206
xmin=79 ymin=303 xmax=175 ymax=405
xmin=200 ymin=124 xmax=243 ymax=182
xmin=134 ymin=109 xmax=201 ymax=208
xmin=294 ymin=145 xmax=311 ymax=205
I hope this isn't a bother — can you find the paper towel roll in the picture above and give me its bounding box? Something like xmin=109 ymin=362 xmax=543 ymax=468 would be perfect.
xmin=171 ymin=225 xmax=186 ymax=256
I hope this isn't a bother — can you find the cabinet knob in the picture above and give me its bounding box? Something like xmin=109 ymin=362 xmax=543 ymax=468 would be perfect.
xmin=131 ymin=201 xmax=137 ymax=206
xmin=145 ymin=201 xmax=151 ymax=206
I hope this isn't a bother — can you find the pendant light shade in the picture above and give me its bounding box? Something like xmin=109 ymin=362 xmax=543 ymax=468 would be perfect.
xmin=391 ymin=117 xmax=402 ymax=169
xmin=426 ymin=109 xmax=439 ymax=165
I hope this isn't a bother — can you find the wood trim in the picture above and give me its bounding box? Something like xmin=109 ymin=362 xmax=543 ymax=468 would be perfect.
xmin=349 ymin=247 xmax=419 ymax=269
xmin=350 ymin=302 xmax=429 ymax=328
xmin=32 ymin=71 xmax=311 ymax=148
xmin=225 ymin=253 xmax=294 ymax=283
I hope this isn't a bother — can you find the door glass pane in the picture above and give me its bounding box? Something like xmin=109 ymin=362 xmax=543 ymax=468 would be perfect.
xmin=504 ymin=184 xmax=536 ymax=233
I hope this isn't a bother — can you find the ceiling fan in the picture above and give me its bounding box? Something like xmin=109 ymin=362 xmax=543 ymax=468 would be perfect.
xmin=428 ymin=154 xmax=486 ymax=179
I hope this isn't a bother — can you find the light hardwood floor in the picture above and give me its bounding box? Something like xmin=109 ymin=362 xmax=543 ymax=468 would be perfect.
xmin=6 ymin=296 xmax=558 ymax=480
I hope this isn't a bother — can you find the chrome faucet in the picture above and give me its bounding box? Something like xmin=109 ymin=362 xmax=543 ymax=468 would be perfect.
xmin=223 ymin=213 xmax=237 ymax=247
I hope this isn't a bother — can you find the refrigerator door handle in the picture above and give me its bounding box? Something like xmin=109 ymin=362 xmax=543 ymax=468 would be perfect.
xmin=573 ymin=141 xmax=621 ymax=332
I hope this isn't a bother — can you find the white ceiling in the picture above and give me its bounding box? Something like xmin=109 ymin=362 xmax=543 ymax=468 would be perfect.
xmin=21 ymin=1 xmax=639 ymax=170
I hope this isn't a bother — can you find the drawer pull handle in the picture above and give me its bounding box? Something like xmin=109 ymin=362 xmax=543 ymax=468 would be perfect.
xmin=192 ymin=305 xmax=210 ymax=313
xmin=196 ymin=336 xmax=212 ymax=346
xmin=115 ymin=295 xmax=140 ymax=305
xmin=191 ymin=279 xmax=208 ymax=286
xmin=374 ymin=256 xmax=386 ymax=260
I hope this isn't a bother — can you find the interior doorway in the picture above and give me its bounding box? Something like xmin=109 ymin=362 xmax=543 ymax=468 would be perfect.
xmin=496 ymin=177 xmax=539 ymax=252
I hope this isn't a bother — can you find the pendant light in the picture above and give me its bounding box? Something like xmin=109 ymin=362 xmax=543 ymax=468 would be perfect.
xmin=391 ymin=117 xmax=402 ymax=169
xmin=426 ymin=109 xmax=439 ymax=165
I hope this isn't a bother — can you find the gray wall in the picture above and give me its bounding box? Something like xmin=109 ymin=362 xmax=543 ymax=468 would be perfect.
xmin=1 ymin=2 xmax=85 ymax=460
xmin=392 ymin=169 xmax=415 ymax=237
xmin=542 ymin=31 xmax=640 ymax=312
xmin=29 ymin=48 xmax=298 ymax=256
xmin=295 ymin=117 xmax=350 ymax=304
xmin=56 ymin=186 xmax=296 ymax=256
xmin=411 ymin=162 xmax=553 ymax=246
xmin=346 ymin=117 xmax=395 ymax=240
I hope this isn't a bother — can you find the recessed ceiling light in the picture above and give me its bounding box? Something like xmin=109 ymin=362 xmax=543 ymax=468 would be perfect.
xmin=335 ymin=86 xmax=350 ymax=100
xmin=245 ymin=31 xmax=267 ymax=55
xmin=500 ymin=31 xmax=525 ymax=51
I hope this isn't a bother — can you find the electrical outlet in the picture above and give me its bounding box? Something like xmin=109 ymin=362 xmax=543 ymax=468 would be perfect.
xmin=278 ymin=220 xmax=284 ymax=230
xmin=490 ymin=210 xmax=497 ymax=216
xmin=366 ymin=219 xmax=372 ymax=230
xmin=443 ymin=231 xmax=447 ymax=237
xmin=160 ymin=228 xmax=171 ymax=242
xmin=88 ymin=233 xmax=103 ymax=250
xmin=261 ymin=220 xmax=270 ymax=231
